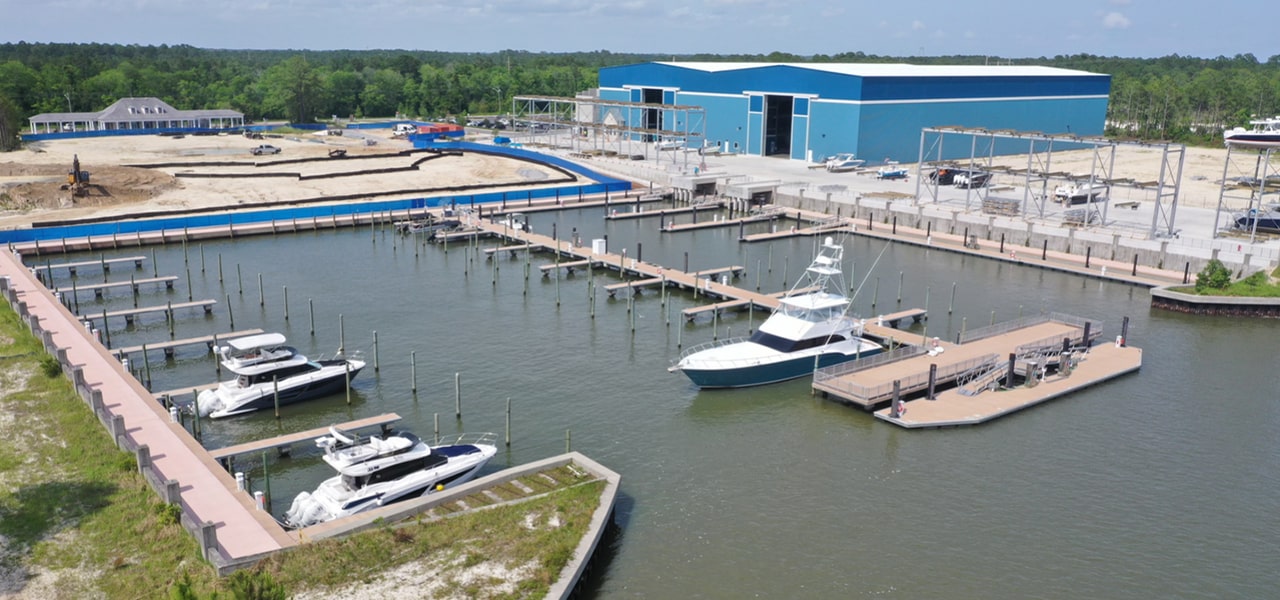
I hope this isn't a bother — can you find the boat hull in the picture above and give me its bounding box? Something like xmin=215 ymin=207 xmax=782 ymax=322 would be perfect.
xmin=209 ymin=363 xmax=364 ymax=418
xmin=680 ymin=347 xmax=881 ymax=389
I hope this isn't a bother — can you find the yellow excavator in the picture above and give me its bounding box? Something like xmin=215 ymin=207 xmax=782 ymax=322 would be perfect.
xmin=64 ymin=154 xmax=91 ymax=197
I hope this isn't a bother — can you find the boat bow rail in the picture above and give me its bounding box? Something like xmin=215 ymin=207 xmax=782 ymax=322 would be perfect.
xmin=811 ymin=345 xmax=926 ymax=382
xmin=432 ymin=431 xmax=499 ymax=448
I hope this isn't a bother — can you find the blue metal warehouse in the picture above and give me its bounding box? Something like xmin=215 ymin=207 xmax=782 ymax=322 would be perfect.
xmin=596 ymin=62 xmax=1110 ymax=164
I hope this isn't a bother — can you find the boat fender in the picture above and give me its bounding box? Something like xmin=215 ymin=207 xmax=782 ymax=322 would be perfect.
xmin=436 ymin=483 xmax=445 ymax=492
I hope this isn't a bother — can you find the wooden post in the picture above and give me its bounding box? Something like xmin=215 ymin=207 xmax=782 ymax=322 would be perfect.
xmin=236 ymin=263 xmax=243 ymax=295
xmin=273 ymin=375 xmax=280 ymax=419
xmin=373 ymin=330 xmax=379 ymax=372
xmin=344 ymin=361 xmax=351 ymax=405
xmin=927 ymin=364 xmax=937 ymax=400
xmin=192 ymin=388 xmax=201 ymax=439
xmin=889 ymin=380 xmax=902 ymax=418
xmin=226 ymin=294 xmax=234 ymax=328
xmin=505 ymin=397 xmax=511 ymax=447
xmin=218 ymin=253 xmax=223 ymax=283
xmin=141 ymin=343 xmax=152 ymax=390
xmin=200 ymin=244 xmax=205 ymax=273
xmin=1042 ymin=239 xmax=1048 ymax=260
xmin=308 ymin=298 xmax=314 ymax=336
xmin=897 ymin=271 xmax=904 ymax=302
xmin=257 ymin=273 xmax=264 ymax=307
xmin=411 ymin=350 xmax=417 ymax=394
xmin=454 ymin=372 xmax=461 ymax=417
xmin=1085 ymin=246 xmax=1092 ymax=269
xmin=948 ymin=282 xmax=956 ymax=314
xmin=339 ymin=313 xmax=345 ymax=355
xmin=1007 ymin=353 xmax=1017 ymax=387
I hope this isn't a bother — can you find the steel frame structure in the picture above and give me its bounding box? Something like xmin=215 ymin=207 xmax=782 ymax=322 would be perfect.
xmin=512 ymin=95 xmax=707 ymax=170
xmin=1213 ymin=145 xmax=1280 ymax=243
xmin=913 ymin=127 xmax=1186 ymax=239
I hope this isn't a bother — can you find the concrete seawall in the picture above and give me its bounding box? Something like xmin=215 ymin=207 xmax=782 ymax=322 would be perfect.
xmin=1150 ymin=286 xmax=1280 ymax=317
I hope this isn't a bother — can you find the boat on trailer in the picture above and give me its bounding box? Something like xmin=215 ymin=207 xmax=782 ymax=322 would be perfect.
xmin=669 ymin=236 xmax=883 ymax=388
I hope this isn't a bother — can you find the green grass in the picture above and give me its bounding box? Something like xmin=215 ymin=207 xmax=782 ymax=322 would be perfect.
xmin=1173 ymin=270 xmax=1280 ymax=298
xmin=0 ymin=301 xmax=606 ymax=599
xmin=0 ymin=302 xmax=214 ymax=597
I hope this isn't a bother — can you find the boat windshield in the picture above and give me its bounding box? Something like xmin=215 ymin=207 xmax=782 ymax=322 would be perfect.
xmin=778 ymin=302 xmax=844 ymax=322
xmin=748 ymin=330 xmax=847 ymax=353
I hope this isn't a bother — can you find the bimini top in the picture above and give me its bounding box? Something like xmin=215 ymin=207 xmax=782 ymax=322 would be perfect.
xmin=226 ymin=332 xmax=288 ymax=352
xmin=653 ymin=62 xmax=1101 ymax=78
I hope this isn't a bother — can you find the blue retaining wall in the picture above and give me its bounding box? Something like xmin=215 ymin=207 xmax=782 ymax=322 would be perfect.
xmin=22 ymin=123 xmax=324 ymax=142
xmin=0 ymin=145 xmax=631 ymax=244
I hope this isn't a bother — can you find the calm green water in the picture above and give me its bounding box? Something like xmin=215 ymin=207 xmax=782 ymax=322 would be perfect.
xmin=42 ymin=206 xmax=1280 ymax=598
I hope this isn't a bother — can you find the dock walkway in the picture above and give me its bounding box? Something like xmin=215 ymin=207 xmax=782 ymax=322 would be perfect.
xmin=54 ymin=275 xmax=177 ymax=296
xmin=33 ymin=255 xmax=146 ymax=275
xmin=81 ymin=299 xmax=217 ymax=326
xmin=874 ymin=342 xmax=1142 ymax=428
xmin=813 ymin=313 xmax=1105 ymax=409
xmin=208 ymin=413 xmax=401 ymax=464
xmin=0 ymin=249 xmax=292 ymax=566
xmin=111 ymin=328 xmax=265 ymax=359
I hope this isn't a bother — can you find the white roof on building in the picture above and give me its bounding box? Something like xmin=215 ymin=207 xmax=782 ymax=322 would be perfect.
xmin=657 ymin=62 xmax=1100 ymax=77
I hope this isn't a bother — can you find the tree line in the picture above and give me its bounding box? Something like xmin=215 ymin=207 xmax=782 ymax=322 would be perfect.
xmin=1 ymin=43 xmax=1278 ymax=151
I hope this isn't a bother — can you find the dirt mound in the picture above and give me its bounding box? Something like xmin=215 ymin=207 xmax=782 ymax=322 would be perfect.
xmin=0 ymin=164 xmax=179 ymax=213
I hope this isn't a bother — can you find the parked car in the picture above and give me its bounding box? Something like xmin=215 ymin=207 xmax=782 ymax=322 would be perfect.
xmin=250 ymin=144 xmax=281 ymax=156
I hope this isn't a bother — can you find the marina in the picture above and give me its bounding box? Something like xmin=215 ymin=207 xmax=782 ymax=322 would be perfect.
xmin=0 ymin=182 xmax=1275 ymax=597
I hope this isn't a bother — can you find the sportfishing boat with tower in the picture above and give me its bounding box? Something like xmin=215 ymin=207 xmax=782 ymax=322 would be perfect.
xmin=670 ymin=236 xmax=882 ymax=388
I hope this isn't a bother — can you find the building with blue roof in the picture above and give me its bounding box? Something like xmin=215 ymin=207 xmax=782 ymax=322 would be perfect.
xmin=596 ymin=62 xmax=1110 ymax=164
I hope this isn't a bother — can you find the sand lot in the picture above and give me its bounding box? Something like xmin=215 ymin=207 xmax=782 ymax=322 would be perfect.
xmin=0 ymin=130 xmax=572 ymax=230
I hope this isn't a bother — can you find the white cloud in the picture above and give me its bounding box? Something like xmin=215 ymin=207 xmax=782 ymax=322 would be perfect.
xmin=911 ymin=20 xmax=926 ymax=31
xmin=1102 ymin=11 xmax=1131 ymax=29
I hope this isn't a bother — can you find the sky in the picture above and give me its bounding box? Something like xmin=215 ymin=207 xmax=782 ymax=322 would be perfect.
xmin=0 ymin=0 xmax=1272 ymax=60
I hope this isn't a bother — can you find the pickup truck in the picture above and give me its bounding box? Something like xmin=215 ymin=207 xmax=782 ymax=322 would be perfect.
xmin=250 ymin=144 xmax=281 ymax=156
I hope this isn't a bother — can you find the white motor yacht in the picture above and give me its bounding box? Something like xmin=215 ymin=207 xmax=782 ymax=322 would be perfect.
xmin=283 ymin=427 xmax=497 ymax=528
xmin=197 ymin=333 xmax=365 ymax=419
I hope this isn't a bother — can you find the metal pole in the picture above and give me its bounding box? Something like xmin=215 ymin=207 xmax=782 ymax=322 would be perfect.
xmin=273 ymin=375 xmax=280 ymax=418
xmin=410 ymin=350 xmax=417 ymax=393
xmin=505 ymin=397 xmax=511 ymax=447
xmin=257 ymin=273 xmax=264 ymax=307
xmin=226 ymin=294 xmax=234 ymax=328
xmin=236 ymin=263 xmax=242 ymax=295
xmin=454 ymin=372 xmax=461 ymax=417
xmin=308 ymin=298 xmax=314 ymax=336
xmin=373 ymin=330 xmax=379 ymax=372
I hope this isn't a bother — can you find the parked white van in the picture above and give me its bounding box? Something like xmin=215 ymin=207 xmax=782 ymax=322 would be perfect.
xmin=393 ymin=123 xmax=416 ymax=135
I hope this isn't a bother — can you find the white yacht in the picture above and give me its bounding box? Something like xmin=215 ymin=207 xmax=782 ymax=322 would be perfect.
xmin=1224 ymin=116 xmax=1280 ymax=148
xmin=825 ymin=153 xmax=865 ymax=172
xmin=670 ymin=236 xmax=882 ymax=388
xmin=197 ymin=333 xmax=365 ymax=419
xmin=1054 ymin=181 xmax=1108 ymax=205
xmin=283 ymin=427 xmax=497 ymax=529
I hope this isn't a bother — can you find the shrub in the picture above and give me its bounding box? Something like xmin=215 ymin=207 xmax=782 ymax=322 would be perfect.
xmin=1195 ymin=259 xmax=1232 ymax=292
xmin=39 ymin=354 xmax=62 ymax=378
xmin=223 ymin=569 xmax=288 ymax=600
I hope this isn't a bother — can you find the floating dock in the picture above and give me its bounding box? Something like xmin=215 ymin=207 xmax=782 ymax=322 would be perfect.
xmin=32 ymin=255 xmax=146 ymax=275
xmin=80 ymin=299 xmax=217 ymax=326
xmin=812 ymin=313 xmax=1140 ymax=426
xmin=873 ymin=342 xmax=1142 ymax=428
xmin=207 ymin=412 xmax=402 ymax=465
xmin=111 ymin=328 xmax=266 ymax=359
xmin=54 ymin=275 xmax=177 ymax=297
